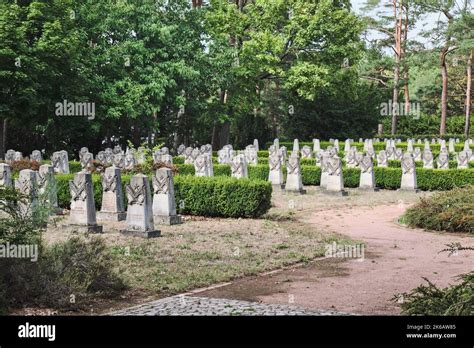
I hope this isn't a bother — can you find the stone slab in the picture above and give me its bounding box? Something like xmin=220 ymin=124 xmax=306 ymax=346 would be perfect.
xmin=154 ymin=215 xmax=182 ymax=225
xmin=97 ymin=211 xmax=127 ymax=222
xmin=63 ymin=224 xmax=103 ymax=234
xmin=120 ymin=229 xmax=161 ymax=239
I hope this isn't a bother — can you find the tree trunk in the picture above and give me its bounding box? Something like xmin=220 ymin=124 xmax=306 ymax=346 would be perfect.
xmin=391 ymin=0 xmax=402 ymax=135
xmin=465 ymin=51 xmax=472 ymax=137
xmin=403 ymin=68 xmax=410 ymax=114
xmin=0 ymin=118 xmax=7 ymax=160
xmin=440 ymin=50 xmax=448 ymax=136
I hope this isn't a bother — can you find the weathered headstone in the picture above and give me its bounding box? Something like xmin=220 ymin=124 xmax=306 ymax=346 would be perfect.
xmin=121 ymin=174 xmax=160 ymax=238
xmin=15 ymin=169 xmax=38 ymax=216
xmin=51 ymin=150 xmax=70 ymax=174
xmin=0 ymin=164 xmax=13 ymax=187
xmin=30 ymin=150 xmax=43 ymax=162
xmin=313 ymin=139 xmax=321 ymax=153
xmin=292 ymin=139 xmax=299 ymax=153
xmin=268 ymin=153 xmax=284 ymax=186
xmin=231 ymin=155 xmax=248 ymax=179
xmin=413 ymin=147 xmax=422 ymax=161
xmin=113 ymin=153 xmax=125 ymax=169
xmin=422 ymin=149 xmax=434 ymax=169
xmin=285 ymin=154 xmax=305 ymax=194
xmin=436 ymin=151 xmax=449 ymax=170
xmin=400 ymin=154 xmax=417 ymax=191
xmin=359 ymin=155 xmax=377 ymax=191
xmin=376 ymin=150 xmax=388 ymax=167
xmin=124 ymin=152 xmax=137 ymax=171
xmin=194 ymin=155 xmax=208 ymax=177
xmin=152 ymin=168 xmax=182 ymax=225
xmin=97 ymin=166 xmax=126 ymax=221
xmin=300 ymin=145 xmax=312 ymax=159
xmin=80 ymin=152 xmax=94 ymax=172
xmin=325 ymin=156 xmax=347 ymax=196
xmin=456 ymin=151 xmax=469 ymax=169
xmin=253 ymin=139 xmax=259 ymax=152
xmin=68 ymin=172 xmax=103 ymax=233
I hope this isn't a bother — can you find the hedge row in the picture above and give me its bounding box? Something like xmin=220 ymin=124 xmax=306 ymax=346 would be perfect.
xmin=55 ymin=174 xmax=272 ymax=218
xmin=174 ymin=164 xmax=474 ymax=191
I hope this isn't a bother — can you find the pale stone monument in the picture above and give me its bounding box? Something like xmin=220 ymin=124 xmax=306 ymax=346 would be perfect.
xmin=183 ymin=147 xmax=194 ymax=164
xmin=285 ymin=154 xmax=305 ymax=194
xmin=268 ymin=153 xmax=284 ymax=186
xmin=124 ymin=152 xmax=137 ymax=170
xmin=80 ymin=152 xmax=94 ymax=172
xmin=121 ymin=174 xmax=160 ymax=238
xmin=359 ymin=155 xmax=378 ymax=191
xmin=422 ymin=149 xmax=434 ymax=169
xmin=244 ymin=145 xmax=258 ymax=166
xmin=217 ymin=149 xmax=231 ymax=164
xmin=97 ymin=166 xmax=126 ymax=221
xmin=400 ymin=154 xmax=417 ymax=191
xmin=436 ymin=152 xmax=449 ymax=170
xmin=456 ymin=151 xmax=469 ymax=169
xmin=194 ymin=155 xmax=208 ymax=177
xmin=376 ymin=150 xmax=388 ymax=167
xmin=315 ymin=151 xmax=322 ymax=167
xmin=177 ymin=144 xmax=186 ymax=156
xmin=448 ymin=139 xmax=456 ymax=153
xmin=152 ymin=168 xmax=182 ymax=225
xmin=231 ymin=155 xmax=248 ymax=179
xmin=52 ymin=150 xmax=70 ymax=174
xmin=68 ymin=172 xmax=103 ymax=233
xmin=313 ymin=139 xmax=321 ymax=153
xmin=30 ymin=150 xmax=43 ymax=162
xmin=113 ymin=153 xmax=125 ymax=169
xmin=413 ymin=147 xmax=422 ymax=161
xmin=0 ymin=163 xmax=13 ymax=187
xmin=5 ymin=149 xmax=15 ymax=163
xmin=253 ymin=139 xmax=259 ymax=152
xmin=96 ymin=151 xmax=107 ymax=166
xmin=300 ymin=145 xmax=312 ymax=159
xmin=292 ymin=139 xmax=299 ymax=153
xmin=13 ymin=151 xmax=23 ymax=161
xmin=325 ymin=156 xmax=347 ymax=196
xmin=15 ymin=169 xmax=38 ymax=216
xmin=204 ymin=153 xmax=214 ymax=176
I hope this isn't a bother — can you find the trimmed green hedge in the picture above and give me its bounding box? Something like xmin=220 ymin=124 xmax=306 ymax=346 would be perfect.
xmin=174 ymin=176 xmax=271 ymax=218
xmin=55 ymin=174 xmax=272 ymax=218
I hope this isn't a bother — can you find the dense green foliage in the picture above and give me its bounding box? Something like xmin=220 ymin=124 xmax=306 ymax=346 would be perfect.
xmin=398 ymin=272 xmax=474 ymax=315
xmin=56 ymin=173 xmax=272 ymax=218
xmin=0 ymin=188 xmax=125 ymax=314
xmin=403 ymin=186 xmax=474 ymax=233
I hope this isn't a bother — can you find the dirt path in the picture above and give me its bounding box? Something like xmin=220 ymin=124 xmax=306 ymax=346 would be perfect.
xmin=199 ymin=201 xmax=474 ymax=315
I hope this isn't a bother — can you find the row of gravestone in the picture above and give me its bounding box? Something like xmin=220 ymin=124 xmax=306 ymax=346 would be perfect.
xmin=0 ymin=163 xmax=181 ymax=238
xmin=266 ymin=143 xmax=425 ymax=195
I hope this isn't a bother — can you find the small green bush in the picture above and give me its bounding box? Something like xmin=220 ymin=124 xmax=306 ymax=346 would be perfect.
xmin=398 ymin=272 xmax=474 ymax=315
xmin=403 ymin=186 xmax=474 ymax=233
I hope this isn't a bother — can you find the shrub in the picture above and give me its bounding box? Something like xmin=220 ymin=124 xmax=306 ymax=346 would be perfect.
xmin=398 ymin=272 xmax=474 ymax=315
xmin=8 ymin=159 xmax=41 ymax=172
xmin=403 ymin=186 xmax=474 ymax=233
xmin=55 ymin=173 xmax=272 ymax=218
xmin=3 ymin=236 xmax=127 ymax=311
